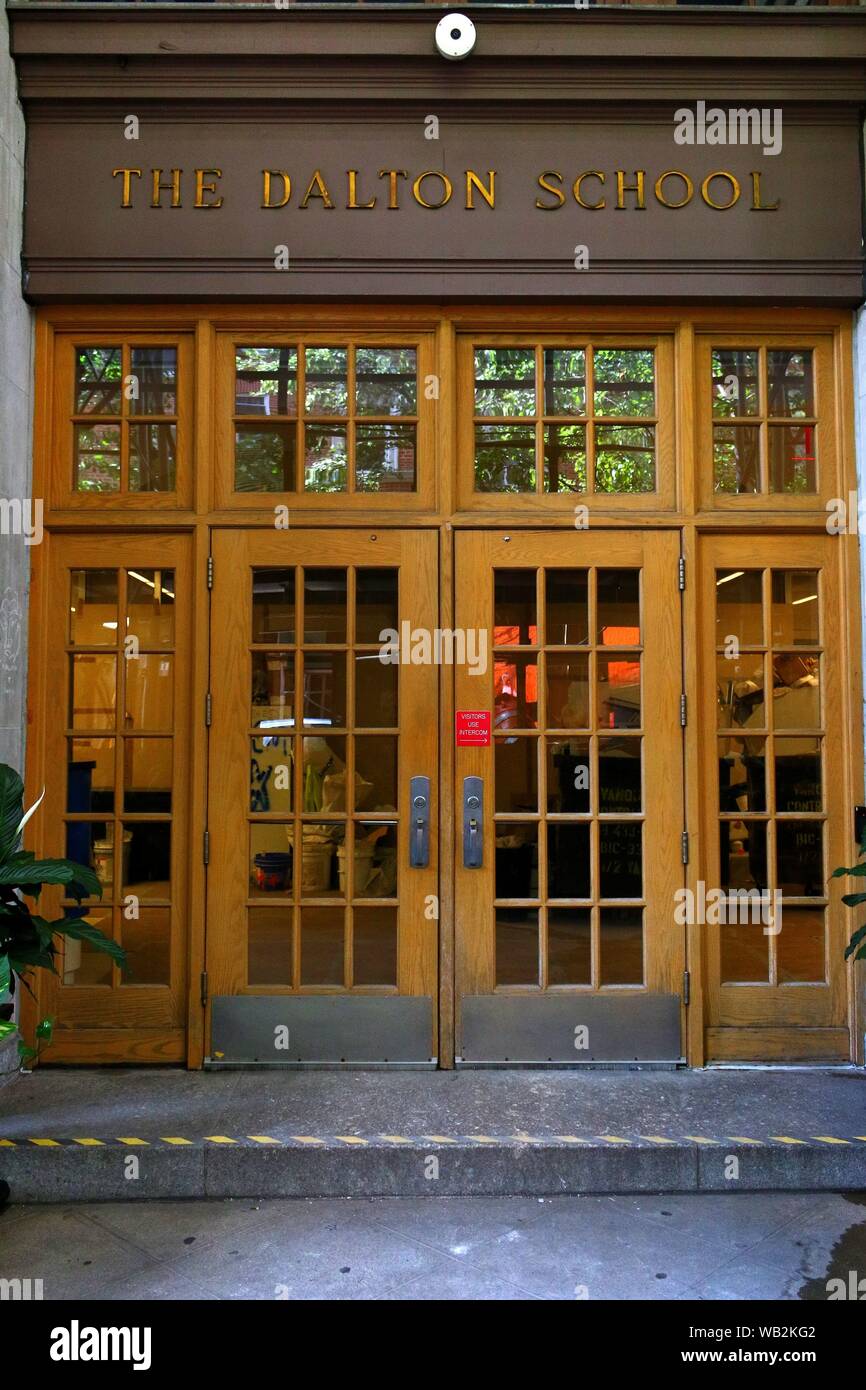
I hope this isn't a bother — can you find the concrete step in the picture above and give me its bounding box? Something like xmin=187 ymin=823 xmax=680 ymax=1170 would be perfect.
xmin=1 ymin=1067 xmax=864 ymax=1201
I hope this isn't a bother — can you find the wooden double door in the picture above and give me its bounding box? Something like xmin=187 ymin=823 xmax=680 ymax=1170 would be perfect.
xmin=205 ymin=526 xmax=687 ymax=1064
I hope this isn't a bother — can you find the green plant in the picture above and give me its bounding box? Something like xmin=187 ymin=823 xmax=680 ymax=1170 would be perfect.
xmin=0 ymin=763 xmax=126 ymax=1065
xmin=831 ymin=826 xmax=866 ymax=965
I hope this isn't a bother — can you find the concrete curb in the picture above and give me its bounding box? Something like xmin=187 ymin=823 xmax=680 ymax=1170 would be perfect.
xmin=2 ymin=1136 xmax=865 ymax=1202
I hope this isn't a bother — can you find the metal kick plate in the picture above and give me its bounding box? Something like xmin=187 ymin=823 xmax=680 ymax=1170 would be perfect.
xmin=459 ymin=993 xmax=682 ymax=1064
xmin=211 ymin=995 xmax=434 ymax=1064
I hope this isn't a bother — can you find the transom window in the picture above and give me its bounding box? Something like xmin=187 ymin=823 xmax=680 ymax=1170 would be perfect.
xmin=233 ymin=344 xmax=418 ymax=494
xmin=72 ymin=345 xmax=179 ymax=493
xmin=711 ymin=347 xmax=817 ymax=495
xmin=472 ymin=344 xmax=657 ymax=495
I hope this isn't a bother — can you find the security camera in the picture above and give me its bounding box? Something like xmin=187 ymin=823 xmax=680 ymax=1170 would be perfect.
xmin=435 ymin=13 xmax=477 ymax=62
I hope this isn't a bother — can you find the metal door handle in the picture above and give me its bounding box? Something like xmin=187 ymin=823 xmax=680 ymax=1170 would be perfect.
xmin=463 ymin=776 xmax=483 ymax=869
xmin=409 ymin=776 xmax=430 ymax=868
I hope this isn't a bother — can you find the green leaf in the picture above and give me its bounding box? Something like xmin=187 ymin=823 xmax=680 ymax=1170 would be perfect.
xmin=53 ymin=918 xmax=126 ymax=967
xmin=0 ymin=953 xmax=9 ymax=995
xmin=0 ymin=857 xmax=102 ymax=897
xmin=844 ymin=923 xmax=866 ymax=959
xmin=35 ymin=1016 xmax=53 ymax=1042
xmin=17 ymin=1041 xmax=37 ymax=1065
xmin=831 ymin=861 xmax=866 ymax=879
xmin=841 ymin=892 xmax=866 ymax=908
xmin=0 ymin=1020 xmax=16 ymax=1041
xmin=0 ymin=764 xmax=24 ymax=861
xmin=8 ymin=944 xmax=57 ymax=975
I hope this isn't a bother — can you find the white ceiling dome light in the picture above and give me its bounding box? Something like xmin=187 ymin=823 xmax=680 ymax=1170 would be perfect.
xmin=435 ymin=13 xmax=477 ymax=62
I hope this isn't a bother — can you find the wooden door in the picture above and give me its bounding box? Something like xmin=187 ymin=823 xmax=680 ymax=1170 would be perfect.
xmin=700 ymin=534 xmax=851 ymax=1061
xmin=454 ymin=530 xmax=685 ymax=1063
xmin=206 ymin=529 xmax=439 ymax=1062
xmin=35 ymin=534 xmax=192 ymax=1062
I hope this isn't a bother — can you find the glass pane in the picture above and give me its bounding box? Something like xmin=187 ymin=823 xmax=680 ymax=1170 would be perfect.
xmin=302 ymin=735 xmax=347 ymax=814
xmin=129 ymin=347 xmax=177 ymax=415
xmin=300 ymin=906 xmax=345 ymax=985
xmin=597 ymin=570 xmax=640 ymax=645
xmin=66 ymin=822 xmax=108 ymax=895
xmin=599 ymin=907 xmax=643 ymax=986
xmin=721 ymin=908 xmax=769 ymax=984
xmin=122 ymin=822 xmax=170 ymax=901
xmin=778 ymin=906 xmax=825 ymax=984
xmin=69 ymin=569 xmax=118 ymax=646
xmin=475 ymin=424 xmax=536 ymax=493
xmin=772 ymin=654 xmax=820 ymax=729
xmin=543 ymin=348 xmax=586 ymax=415
xmin=300 ymin=823 xmax=344 ymax=898
xmin=252 ymin=652 xmax=294 ymax=730
xmin=124 ymin=738 xmax=172 ymax=812
xmin=248 ymin=905 xmax=293 ymax=987
xmin=355 ymin=347 xmax=416 ymax=415
xmin=777 ymin=821 xmax=823 ymax=897
xmin=253 ymin=569 xmax=295 ymax=644
xmin=129 ymin=422 xmax=176 ymax=492
xmin=546 ymin=653 xmax=588 ymax=729
xmin=711 ymin=348 xmax=759 ymax=418
xmin=125 ymin=654 xmax=173 ymax=731
xmin=495 ymin=737 xmax=538 ymax=814
xmin=599 ymin=738 xmax=642 ymax=814
xmin=771 ymin=571 xmax=819 ymax=646
xmin=474 ymin=348 xmax=535 ymax=417
xmin=353 ymin=820 xmax=398 ymax=898
xmin=303 ymin=652 xmax=347 ymax=727
xmin=718 ymin=735 xmax=766 ymax=813
xmin=75 ymin=346 xmax=122 ymax=414
xmin=250 ymin=733 xmax=293 ymax=813
xmin=355 ymin=423 xmax=416 ymax=492
xmin=720 ymin=820 xmax=767 ymax=892
xmin=546 ymin=570 xmax=588 ymax=647
xmin=494 ymin=570 xmax=537 ymax=645
xmin=775 ymin=737 xmax=822 ymax=813
xmin=548 ymin=908 xmax=591 ymax=986
xmin=492 ymin=654 xmax=537 ymax=732
xmin=548 ymin=821 xmax=590 ymax=899
xmin=235 ymin=423 xmax=295 ymax=492
xmin=716 ymin=569 xmax=764 ymax=647
xmin=594 ymin=425 xmax=655 ymax=493
xmin=713 ymin=424 xmax=760 ymax=494
xmin=67 ymin=738 xmax=114 ymax=814
xmin=355 ymin=654 xmax=397 ymax=727
xmin=304 ymin=569 xmax=347 ymax=645
xmin=304 ymin=347 xmax=347 ymax=415
xmin=70 ymin=653 xmax=116 ymax=730
xmin=495 ymin=822 xmax=538 ymax=899
xmin=74 ymin=423 xmax=121 ymax=492
xmin=546 ymin=737 xmax=590 ymax=814
xmin=592 ymin=348 xmax=654 ymax=417
xmin=543 ymin=423 xmax=586 ymax=493
xmin=495 ymin=908 xmax=539 ymax=987
xmin=599 ymin=823 xmax=642 ymax=898
xmin=120 ymin=905 xmax=170 ymax=986
xmin=235 ymin=346 xmax=297 ymax=416
xmin=304 ymin=424 xmax=347 ymax=492
xmin=597 ymin=654 xmax=641 ymax=729
xmin=127 ymin=569 xmax=175 ymax=647
xmin=356 ymin=570 xmax=398 ymax=644
xmin=63 ymin=925 xmax=114 ymax=987
xmin=768 ymin=424 xmax=816 ymax=493
xmin=355 ymin=736 xmax=397 ymax=812
xmin=353 ymin=906 xmax=397 ymax=986
xmin=717 ymin=654 xmax=767 ymax=730
xmin=767 ymin=350 xmax=814 ymax=418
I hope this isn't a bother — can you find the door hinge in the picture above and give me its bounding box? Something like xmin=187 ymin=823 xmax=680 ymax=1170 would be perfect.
xmin=200 ymin=971 xmax=208 ymax=1008
xmin=678 ymin=555 xmax=686 ymax=591
xmin=681 ymin=830 xmax=689 ymax=865
xmin=683 ymin=969 xmax=690 ymax=1007
xmin=680 ymin=693 xmax=687 ymax=727
xmin=207 ymin=555 xmax=214 ymax=590
xmin=203 ymin=830 xmax=210 ymax=865
xmin=205 ymin=691 xmax=212 ymax=727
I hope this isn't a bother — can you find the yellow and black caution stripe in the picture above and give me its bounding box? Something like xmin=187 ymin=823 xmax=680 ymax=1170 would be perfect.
xmin=1 ymin=1133 xmax=865 ymax=1150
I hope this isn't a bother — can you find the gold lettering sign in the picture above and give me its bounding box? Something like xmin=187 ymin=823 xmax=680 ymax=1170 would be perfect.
xmin=109 ymin=165 xmax=778 ymax=213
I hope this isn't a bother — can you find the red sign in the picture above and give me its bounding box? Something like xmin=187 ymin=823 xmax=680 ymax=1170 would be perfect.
xmin=456 ymin=710 xmax=491 ymax=746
